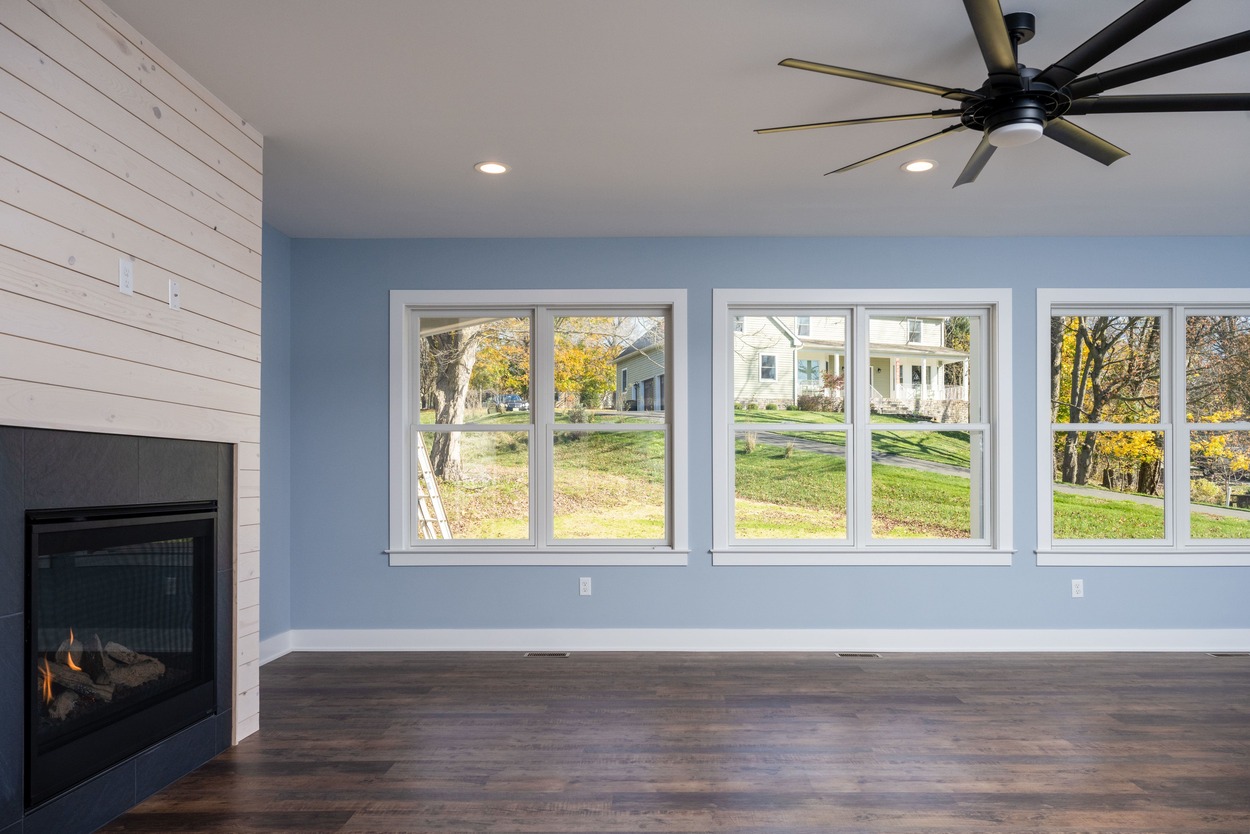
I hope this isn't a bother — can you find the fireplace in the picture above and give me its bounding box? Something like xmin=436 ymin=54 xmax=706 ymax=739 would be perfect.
xmin=1 ymin=427 xmax=234 ymax=834
xmin=26 ymin=502 xmax=218 ymax=808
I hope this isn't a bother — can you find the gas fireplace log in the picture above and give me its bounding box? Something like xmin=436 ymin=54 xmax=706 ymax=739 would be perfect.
xmin=106 ymin=658 xmax=165 ymax=689
xmin=104 ymin=641 xmax=141 ymax=665
xmin=48 ymin=690 xmax=78 ymax=720
xmin=47 ymin=661 xmax=114 ymax=701
xmin=82 ymin=634 xmax=111 ymax=684
xmin=54 ymin=638 xmax=81 ymax=670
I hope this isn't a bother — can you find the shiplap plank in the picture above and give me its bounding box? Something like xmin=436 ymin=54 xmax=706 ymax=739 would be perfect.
xmin=0 ymin=206 xmax=261 ymax=340
xmin=81 ymin=0 xmax=262 ymax=148
xmin=0 ymin=332 xmax=260 ymax=415
xmin=237 ymin=441 xmax=260 ymax=470
xmin=3 ymin=0 xmax=262 ymax=198
xmin=0 ymin=24 xmax=261 ymax=226
xmin=0 ymin=379 xmax=260 ymax=443
xmin=0 ymin=68 xmax=258 ymax=250
xmin=0 ymin=159 xmax=261 ymax=308
xmin=238 ymin=495 xmax=260 ymax=527
xmin=237 ymin=579 xmax=260 ymax=614
xmin=2 ymin=110 xmax=261 ymax=277
xmin=237 ymin=468 xmax=260 ymax=497
xmin=235 ymin=711 xmax=259 ymax=743
xmin=237 ymin=601 xmax=260 ymax=636
xmin=236 ymin=656 xmax=260 ymax=693
xmin=237 ymin=523 xmax=260 ymax=555
xmin=0 ymin=284 xmax=259 ymax=389
xmin=30 ymin=0 xmax=262 ymax=174
xmin=238 ymin=546 xmax=259 ymax=583
xmin=235 ymin=630 xmax=259 ymax=666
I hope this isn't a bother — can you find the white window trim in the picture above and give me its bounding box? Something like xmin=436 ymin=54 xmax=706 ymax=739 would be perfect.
xmin=711 ymin=289 xmax=1013 ymax=566
xmin=387 ymin=289 xmax=688 ymax=566
xmin=1036 ymin=288 xmax=1250 ymax=566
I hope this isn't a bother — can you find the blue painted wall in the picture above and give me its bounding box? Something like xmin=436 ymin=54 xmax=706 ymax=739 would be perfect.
xmin=274 ymin=236 xmax=1250 ymax=632
xmin=260 ymin=224 xmax=292 ymax=640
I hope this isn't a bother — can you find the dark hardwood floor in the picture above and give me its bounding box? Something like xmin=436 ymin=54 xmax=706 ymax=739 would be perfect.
xmin=101 ymin=651 xmax=1250 ymax=833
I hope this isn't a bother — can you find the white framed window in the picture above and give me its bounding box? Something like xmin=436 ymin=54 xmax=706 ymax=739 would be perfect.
xmin=388 ymin=289 xmax=687 ymax=566
xmin=759 ymin=354 xmax=777 ymax=381
xmin=1037 ymin=289 xmax=1250 ymax=566
xmin=796 ymin=316 xmax=811 ymax=337
xmin=712 ymin=289 xmax=1012 ymax=566
xmin=907 ymin=318 xmax=923 ymax=344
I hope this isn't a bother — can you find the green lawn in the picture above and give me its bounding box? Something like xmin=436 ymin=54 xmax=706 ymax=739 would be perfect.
xmin=1053 ymin=489 xmax=1250 ymax=539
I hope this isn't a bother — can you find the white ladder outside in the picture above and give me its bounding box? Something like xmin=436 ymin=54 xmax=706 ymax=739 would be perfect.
xmin=414 ymin=433 xmax=451 ymax=539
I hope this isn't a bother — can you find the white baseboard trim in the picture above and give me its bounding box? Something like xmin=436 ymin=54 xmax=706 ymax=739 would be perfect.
xmin=260 ymin=628 xmax=1250 ymax=661
xmin=259 ymin=631 xmax=294 ymax=664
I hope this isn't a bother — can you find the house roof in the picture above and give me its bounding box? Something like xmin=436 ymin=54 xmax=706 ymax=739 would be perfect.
xmin=105 ymin=0 xmax=1250 ymax=239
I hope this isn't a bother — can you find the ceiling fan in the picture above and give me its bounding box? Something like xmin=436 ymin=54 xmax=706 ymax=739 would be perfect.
xmin=757 ymin=0 xmax=1250 ymax=186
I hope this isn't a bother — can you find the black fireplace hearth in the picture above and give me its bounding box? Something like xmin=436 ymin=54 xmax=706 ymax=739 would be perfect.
xmin=1 ymin=427 xmax=234 ymax=834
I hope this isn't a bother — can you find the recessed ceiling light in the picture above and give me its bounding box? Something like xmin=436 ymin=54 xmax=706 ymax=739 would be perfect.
xmin=474 ymin=161 xmax=509 ymax=175
xmin=901 ymin=159 xmax=937 ymax=173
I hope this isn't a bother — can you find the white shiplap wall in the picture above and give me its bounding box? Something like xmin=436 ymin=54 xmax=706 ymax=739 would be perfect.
xmin=0 ymin=0 xmax=263 ymax=741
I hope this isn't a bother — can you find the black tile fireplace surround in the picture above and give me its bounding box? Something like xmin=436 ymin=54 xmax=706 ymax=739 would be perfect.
xmin=1 ymin=427 xmax=234 ymax=834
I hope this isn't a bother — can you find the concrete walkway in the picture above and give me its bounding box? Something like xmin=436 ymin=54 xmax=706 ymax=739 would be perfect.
xmin=1054 ymin=482 xmax=1250 ymax=520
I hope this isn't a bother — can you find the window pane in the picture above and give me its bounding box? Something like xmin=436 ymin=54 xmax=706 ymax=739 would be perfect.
xmin=557 ymin=315 xmax=665 ymax=423
xmin=1190 ymin=430 xmax=1250 ymax=539
xmin=871 ymin=430 xmax=980 ymax=539
xmin=552 ymin=430 xmax=665 ymax=539
xmin=870 ymin=315 xmax=974 ymax=424
xmin=1186 ymin=315 xmax=1250 ymax=421
xmin=732 ymin=314 xmax=846 ymax=417
xmin=1049 ymin=315 xmax=1161 ymax=425
xmin=415 ymin=431 xmax=528 ymax=540
xmin=420 ymin=315 xmax=530 ymax=424
xmin=734 ymin=430 xmax=846 ymax=539
xmin=1051 ymin=430 xmax=1165 ymax=540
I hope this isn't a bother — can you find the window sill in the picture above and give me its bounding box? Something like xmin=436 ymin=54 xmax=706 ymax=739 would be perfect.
xmin=711 ymin=549 xmax=1014 ymax=566
xmin=387 ymin=549 xmax=689 ymax=567
xmin=1036 ymin=549 xmax=1250 ymax=567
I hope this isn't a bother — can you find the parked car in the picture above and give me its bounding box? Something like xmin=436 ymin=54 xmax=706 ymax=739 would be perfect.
xmin=495 ymin=394 xmax=529 ymax=412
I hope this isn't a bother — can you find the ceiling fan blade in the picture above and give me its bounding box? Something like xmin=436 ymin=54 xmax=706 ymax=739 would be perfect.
xmin=962 ymin=0 xmax=1019 ymax=83
xmin=826 ymin=125 xmax=967 ymax=175
xmin=1043 ymin=118 xmax=1129 ymax=166
xmin=953 ymin=134 xmax=997 ymax=187
xmin=778 ymin=59 xmax=980 ymax=102
xmin=1036 ymin=0 xmax=1190 ymax=89
xmin=1067 ymin=30 xmax=1250 ymax=98
xmin=755 ymin=110 xmax=963 ymax=134
xmin=1067 ymin=93 xmax=1250 ymax=115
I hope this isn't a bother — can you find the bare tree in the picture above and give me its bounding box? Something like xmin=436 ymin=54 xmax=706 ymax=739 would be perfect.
xmin=425 ymin=326 xmax=482 ymax=480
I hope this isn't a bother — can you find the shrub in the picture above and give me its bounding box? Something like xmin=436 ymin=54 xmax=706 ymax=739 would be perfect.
xmin=784 ymin=441 xmax=795 ymax=458
xmin=1191 ymin=477 xmax=1225 ymax=506
xmin=746 ymin=402 xmax=759 ymax=411
xmin=765 ymin=403 xmax=778 ymax=411
xmin=743 ymin=432 xmax=758 ymax=453
xmin=567 ymin=402 xmax=589 ymax=423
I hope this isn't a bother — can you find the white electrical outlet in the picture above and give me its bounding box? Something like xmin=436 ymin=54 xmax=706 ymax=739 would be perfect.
xmin=118 ymin=257 xmax=134 ymax=295
xmin=579 ymin=577 xmax=592 ymax=596
xmin=1071 ymin=578 xmax=1084 ymax=598
xmin=168 ymin=279 xmax=181 ymax=309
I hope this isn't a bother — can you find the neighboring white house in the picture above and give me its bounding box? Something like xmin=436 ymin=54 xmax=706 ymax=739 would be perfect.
xmin=614 ymin=334 xmax=667 ymax=411
xmin=727 ymin=314 xmax=969 ymax=411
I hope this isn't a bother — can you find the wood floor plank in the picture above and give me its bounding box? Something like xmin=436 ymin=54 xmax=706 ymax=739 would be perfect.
xmin=99 ymin=652 xmax=1250 ymax=833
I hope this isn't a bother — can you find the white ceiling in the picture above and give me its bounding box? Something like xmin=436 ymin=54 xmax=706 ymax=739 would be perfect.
xmin=105 ymin=0 xmax=1250 ymax=238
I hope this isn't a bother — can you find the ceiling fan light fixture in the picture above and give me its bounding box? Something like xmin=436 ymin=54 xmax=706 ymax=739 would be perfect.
xmin=901 ymin=159 xmax=937 ymax=173
xmin=984 ymin=99 xmax=1047 ymax=148
xmin=987 ymin=120 xmax=1044 ymax=147
xmin=474 ymin=161 xmax=509 ymax=175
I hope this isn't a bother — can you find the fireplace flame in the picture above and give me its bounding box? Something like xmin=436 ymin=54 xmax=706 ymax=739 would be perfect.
xmin=65 ymin=628 xmax=82 ymax=672
xmin=40 ymin=656 xmax=53 ymax=704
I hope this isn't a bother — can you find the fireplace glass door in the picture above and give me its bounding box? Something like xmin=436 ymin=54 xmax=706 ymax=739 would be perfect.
xmin=26 ymin=502 xmax=217 ymax=807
